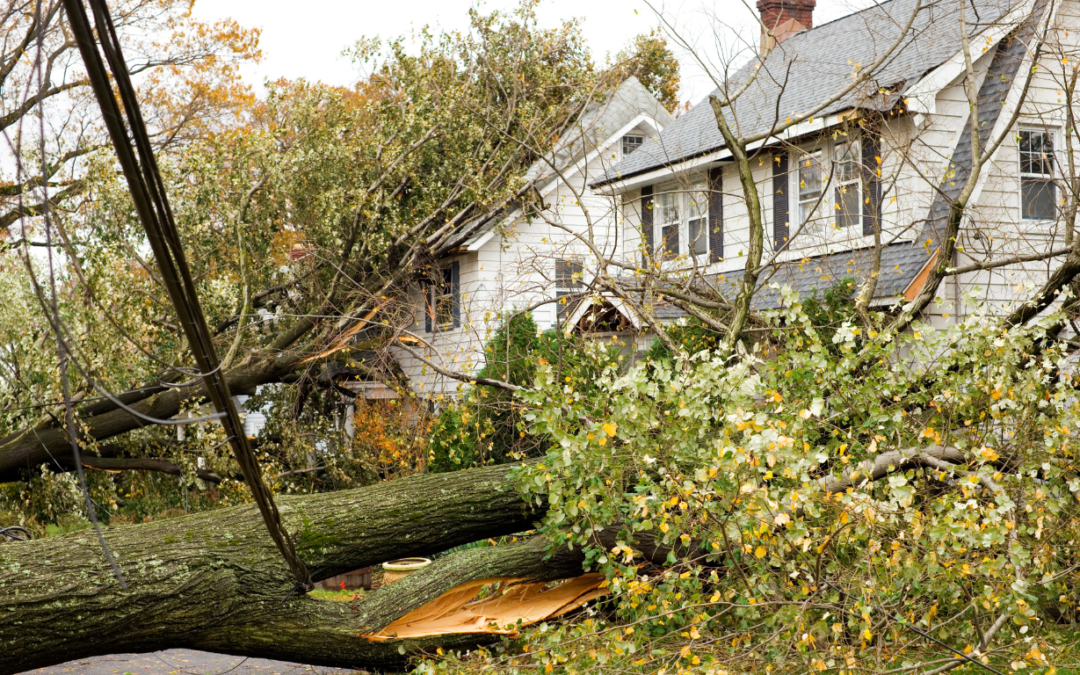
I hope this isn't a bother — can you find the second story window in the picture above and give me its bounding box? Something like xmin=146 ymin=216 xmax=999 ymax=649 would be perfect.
xmin=1020 ymin=128 xmax=1055 ymax=220
xmin=622 ymin=134 xmax=644 ymax=156
xmin=688 ymin=187 xmax=708 ymax=257
xmin=834 ymin=140 xmax=861 ymax=229
xmin=792 ymin=137 xmax=862 ymax=234
xmin=651 ymin=184 xmax=711 ymax=261
xmin=657 ymin=191 xmax=680 ymax=260
xmin=797 ymin=150 xmax=824 ymax=229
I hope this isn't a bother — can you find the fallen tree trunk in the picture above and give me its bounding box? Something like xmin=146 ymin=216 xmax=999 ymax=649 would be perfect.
xmin=0 ymin=462 xmax=558 ymax=674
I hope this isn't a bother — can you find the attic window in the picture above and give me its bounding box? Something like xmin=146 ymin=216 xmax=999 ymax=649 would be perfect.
xmin=622 ymin=135 xmax=644 ymax=156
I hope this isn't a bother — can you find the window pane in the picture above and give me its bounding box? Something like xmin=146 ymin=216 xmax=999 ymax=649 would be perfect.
xmin=1022 ymin=177 xmax=1055 ymax=220
xmin=658 ymin=192 xmax=679 ymax=224
xmin=556 ymin=259 xmax=583 ymax=295
xmin=836 ymin=184 xmax=860 ymax=228
xmin=689 ymin=218 xmax=707 ymax=256
xmin=799 ymin=154 xmax=822 ymax=199
xmin=688 ymin=187 xmax=707 ymax=220
xmin=661 ymin=223 xmax=679 ymax=259
xmin=622 ymin=135 xmax=644 ymax=156
xmin=834 ymin=140 xmax=860 ymax=183
xmin=1020 ymin=130 xmax=1054 ymax=177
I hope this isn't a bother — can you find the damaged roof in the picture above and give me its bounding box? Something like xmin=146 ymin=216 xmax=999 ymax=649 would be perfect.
xmin=595 ymin=0 xmax=1017 ymax=185
xmin=448 ymin=76 xmax=675 ymax=249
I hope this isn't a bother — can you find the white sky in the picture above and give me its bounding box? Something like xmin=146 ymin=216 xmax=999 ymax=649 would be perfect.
xmin=191 ymin=0 xmax=878 ymax=105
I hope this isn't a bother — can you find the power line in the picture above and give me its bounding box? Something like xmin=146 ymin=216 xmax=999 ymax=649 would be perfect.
xmin=62 ymin=0 xmax=312 ymax=591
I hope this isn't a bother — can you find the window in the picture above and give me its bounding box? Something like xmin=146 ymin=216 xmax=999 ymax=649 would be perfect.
xmin=556 ymin=258 xmax=583 ymax=297
xmin=687 ymin=186 xmax=709 ymax=257
xmin=657 ymin=191 xmax=680 ymax=260
xmin=797 ymin=149 xmax=824 ymax=229
xmin=651 ymin=186 xmax=712 ymax=260
xmin=622 ymin=135 xmax=644 ymax=156
xmin=792 ymin=137 xmax=862 ymax=234
xmin=425 ymin=263 xmax=459 ymax=332
xmin=1020 ymin=128 xmax=1056 ymax=220
xmin=833 ymin=139 xmax=861 ymax=229
xmin=555 ymin=258 xmax=583 ymax=319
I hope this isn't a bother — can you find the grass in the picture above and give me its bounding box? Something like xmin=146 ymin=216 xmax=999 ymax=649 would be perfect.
xmin=309 ymin=588 xmax=365 ymax=602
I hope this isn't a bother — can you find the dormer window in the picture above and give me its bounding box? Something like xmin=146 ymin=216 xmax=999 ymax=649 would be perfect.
xmin=622 ymin=135 xmax=644 ymax=156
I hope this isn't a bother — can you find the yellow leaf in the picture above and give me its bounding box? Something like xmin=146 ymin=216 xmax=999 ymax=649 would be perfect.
xmin=603 ymin=422 xmax=617 ymax=437
xmin=680 ymin=646 xmax=691 ymax=659
xmin=863 ymin=629 xmax=873 ymax=641
xmin=839 ymin=511 xmax=849 ymax=524
xmin=754 ymin=545 xmax=767 ymax=558
xmin=598 ymin=437 xmax=607 ymax=446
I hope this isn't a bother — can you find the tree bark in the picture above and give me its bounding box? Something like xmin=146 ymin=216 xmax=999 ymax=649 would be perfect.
xmin=0 ymin=462 xmax=553 ymax=674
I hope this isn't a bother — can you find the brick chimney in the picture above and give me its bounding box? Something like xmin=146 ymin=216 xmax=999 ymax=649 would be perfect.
xmin=756 ymin=0 xmax=815 ymax=52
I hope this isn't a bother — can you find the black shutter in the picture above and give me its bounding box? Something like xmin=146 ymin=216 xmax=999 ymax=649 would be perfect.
xmin=640 ymin=185 xmax=654 ymax=266
xmin=862 ymin=133 xmax=882 ymax=237
xmin=451 ymin=260 xmax=461 ymax=328
xmin=424 ymin=279 xmax=432 ymax=333
xmin=773 ymin=153 xmax=789 ymax=250
xmin=708 ymin=167 xmax=723 ymax=263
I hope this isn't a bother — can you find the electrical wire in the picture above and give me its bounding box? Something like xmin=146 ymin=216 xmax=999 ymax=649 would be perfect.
xmin=61 ymin=0 xmax=312 ymax=590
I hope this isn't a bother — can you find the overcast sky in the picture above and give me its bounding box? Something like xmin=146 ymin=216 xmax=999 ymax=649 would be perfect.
xmin=191 ymin=0 xmax=877 ymax=105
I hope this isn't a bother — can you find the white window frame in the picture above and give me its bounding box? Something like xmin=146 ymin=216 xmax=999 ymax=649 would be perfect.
xmin=622 ymin=134 xmax=644 ymax=156
xmin=653 ymin=184 xmax=710 ymax=261
xmin=1018 ymin=126 xmax=1057 ymax=222
xmin=790 ymin=135 xmax=862 ymax=236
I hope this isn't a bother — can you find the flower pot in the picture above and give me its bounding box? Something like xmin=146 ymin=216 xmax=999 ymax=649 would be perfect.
xmin=381 ymin=557 xmax=431 ymax=585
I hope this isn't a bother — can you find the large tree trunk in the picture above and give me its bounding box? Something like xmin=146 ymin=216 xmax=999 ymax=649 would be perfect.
xmin=0 ymin=462 xmax=566 ymax=674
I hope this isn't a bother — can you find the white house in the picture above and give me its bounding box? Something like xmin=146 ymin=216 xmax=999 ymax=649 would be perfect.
xmin=585 ymin=0 xmax=1075 ymax=335
xmin=390 ymin=77 xmax=675 ymax=396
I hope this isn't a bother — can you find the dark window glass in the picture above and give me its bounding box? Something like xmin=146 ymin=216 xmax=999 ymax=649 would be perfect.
xmin=556 ymin=259 xmax=583 ymax=297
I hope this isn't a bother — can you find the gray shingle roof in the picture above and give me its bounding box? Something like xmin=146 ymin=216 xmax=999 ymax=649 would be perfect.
xmin=640 ymin=241 xmax=933 ymax=321
xmin=597 ymin=0 xmax=1017 ymax=184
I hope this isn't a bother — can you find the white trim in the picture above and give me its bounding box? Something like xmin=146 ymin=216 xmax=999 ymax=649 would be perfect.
xmin=465 ymin=230 xmax=496 ymax=251
xmin=595 ymin=110 xmax=858 ymax=195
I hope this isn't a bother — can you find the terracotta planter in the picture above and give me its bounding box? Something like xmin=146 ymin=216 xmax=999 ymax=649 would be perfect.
xmin=381 ymin=557 xmax=431 ymax=585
